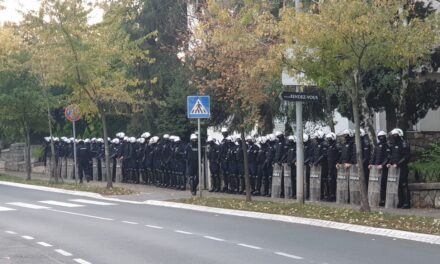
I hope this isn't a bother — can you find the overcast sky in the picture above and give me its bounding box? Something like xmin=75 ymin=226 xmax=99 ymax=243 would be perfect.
xmin=0 ymin=0 xmax=103 ymax=25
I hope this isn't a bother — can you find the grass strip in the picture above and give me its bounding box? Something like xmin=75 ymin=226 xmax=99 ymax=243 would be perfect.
xmin=177 ymin=197 xmax=440 ymax=235
xmin=0 ymin=174 xmax=136 ymax=196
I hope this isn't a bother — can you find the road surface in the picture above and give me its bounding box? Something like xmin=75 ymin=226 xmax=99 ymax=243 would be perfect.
xmin=0 ymin=184 xmax=438 ymax=264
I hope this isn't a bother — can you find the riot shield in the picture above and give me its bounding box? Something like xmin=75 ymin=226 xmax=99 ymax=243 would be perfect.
xmin=283 ymin=164 xmax=292 ymax=199
xmin=92 ymin=158 xmax=98 ymax=181
xmin=349 ymin=165 xmax=360 ymax=205
xmin=336 ymin=167 xmax=350 ymax=204
xmin=368 ymin=167 xmax=381 ymax=207
xmin=385 ymin=167 xmax=400 ymax=209
xmin=310 ymin=165 xmax=321 ymax=202
xmin=271 ymin=164 xmax=283 ymax=198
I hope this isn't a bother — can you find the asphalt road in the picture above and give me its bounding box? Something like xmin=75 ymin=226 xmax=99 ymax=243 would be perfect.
xmin=0 ymin=184 xmax=439 ymax=264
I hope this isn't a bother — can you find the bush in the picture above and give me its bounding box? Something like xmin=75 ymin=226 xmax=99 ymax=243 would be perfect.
xmin=409 ymin=141 xmax=440 ymax=183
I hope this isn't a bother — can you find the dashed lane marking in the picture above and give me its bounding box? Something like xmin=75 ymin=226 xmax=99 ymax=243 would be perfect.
xmin=175 ymin=230 xmax=193 ymax=235
xmin=69 ymin=199 xmax=117 ymax=206
xmin=0 ymin=206 xmax=15 ymax=212
xmin=54 ymin=249 xmax=72 ymax=257
xmin=39 ymin=201 xmax=84 ymax=208
xmin=274 ymin=252 xmax=304 ymax=260
xmin=74 ymin=259 xmax=92 ymax=264
xmin=203 ymin=236 xmax=225 ymax=242
xmin=145 ymin=225 xmax=163 ymax=229
xmin=5 ymin=231 xmax=16 ymax=234
xmin=22 ymin=236 xmax=34 ymax=240
xmin=237 ymin=243 xmax=262 ymax=250
xmin=122 ymin=221 xmax=138 ymax=225
xmin=7 ymin=202 xmax=49 ymax=209
xmin=46 ymin=209 xmax=113 ymax=221
xmin=37 ymin=242 xmax=53 ymax=247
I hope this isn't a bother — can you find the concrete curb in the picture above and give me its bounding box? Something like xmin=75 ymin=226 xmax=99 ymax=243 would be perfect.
xmin=1 ymin=180 xmax=439 ymax=245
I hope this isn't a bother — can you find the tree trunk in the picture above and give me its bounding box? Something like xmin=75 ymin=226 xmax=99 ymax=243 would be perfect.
xmin=46 ymin=98 xmax=57 ymax=184
xmin=100 ymin=109 xmax=113 ymax=189
xmin=352 ymin=71 xmax=371 ymax=212
xmin=397 ymin=66 xmax=410 ymax=131
xmin=24 ymin=125 xmax=32 ymax=181
xmin=241 ymin=129 xmax=251 ymax=202
xmin=326 ymin=91 xmax=336 ymax=133
xmin=360 ymin=95 xmax=376 ymax=145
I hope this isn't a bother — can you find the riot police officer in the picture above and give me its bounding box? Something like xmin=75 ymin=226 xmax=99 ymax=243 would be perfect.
xmin=174 ymin=136 xmax=187 ymax=190
xmin=110 ymin=138 xmax=122 ymax=182
xmin=325 ymin=133 xmax=339 ymax=201
xmin=207 ymin=137 xmax=221 ymax=192
xmin=264 ymin=134 xmax=277 ymax=197
xmin=246 ymin=136 xmax=259 ymax=195
xmin=312 ymin=131 xmax=328 ymax=200
xmin=219 ymin=129 xmax=231 ymax=192
xmin=255 ymin=136 xmax=268 ymax=196
xmin=186 ymin=134 xmax=199 ymax=196
xmin=161 ymin=134 xmax=173 ymax=188
xmin=369 ymin=131 xmax=390 ymax=206
xmin=77 ymin=139 xmax=92 ymax=183
xmin=387 ymin=128 xmax=411 ymax=209
xmin=286 ymin=136 xmax=296 ymax=198
xmin=303 ymin=134 xmax=312 ymax=199
xmin=337 ymin=129 xmax=356 ymax=168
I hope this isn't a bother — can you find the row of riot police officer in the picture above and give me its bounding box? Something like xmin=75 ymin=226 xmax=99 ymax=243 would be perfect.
xmin=44 ymin=132 xmax=202 ymax=195
xmin=205 ymin=127 xmax=410 ymax=208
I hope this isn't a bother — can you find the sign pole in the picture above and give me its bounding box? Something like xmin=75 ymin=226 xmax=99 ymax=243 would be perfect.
xmin=296 ymin=85 xmax=304 ymax=204
xmin=198 ymin=118 xmax=202 ymax=198
xmin=72 ymin=120 xmax=78 ymax=185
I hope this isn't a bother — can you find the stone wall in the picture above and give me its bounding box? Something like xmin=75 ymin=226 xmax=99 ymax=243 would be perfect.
xmin=406 ymin=131 xmax=440 ymax=152
xmin=409 ymin=183 xmax=440 ymax=209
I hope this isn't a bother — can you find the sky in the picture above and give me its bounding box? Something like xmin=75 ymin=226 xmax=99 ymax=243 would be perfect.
xmin=0 ymin=0 xmax=103 ymax=25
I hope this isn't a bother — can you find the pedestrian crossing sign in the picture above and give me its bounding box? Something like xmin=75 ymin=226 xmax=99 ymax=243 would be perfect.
xmin=187 ymin=96 xmax=210 ymax=119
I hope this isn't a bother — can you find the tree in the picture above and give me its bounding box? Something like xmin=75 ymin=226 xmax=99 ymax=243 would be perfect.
xmin=280 ymin=0 xmax=439 ymax=211
xmin=23 ymin=0 xmax=156 ymax=188
xmin=192 ymin=0 xmax=281 ymax=201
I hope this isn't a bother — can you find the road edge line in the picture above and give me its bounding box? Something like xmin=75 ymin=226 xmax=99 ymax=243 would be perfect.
xmin=142 ymin=200 xmax=440 ymax=246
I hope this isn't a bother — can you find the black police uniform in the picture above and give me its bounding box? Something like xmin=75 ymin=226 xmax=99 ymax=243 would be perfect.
xmin=389 ymin=136 xmax=411 ymax=208
xmin=370 ymin=136 xmax=391 ymax=205
xmin=207 ymin=142 xmax=221 ymax=192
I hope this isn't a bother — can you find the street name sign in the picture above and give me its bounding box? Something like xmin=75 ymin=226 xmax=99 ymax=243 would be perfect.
xmin=280 ymin=91 xmax=319 ymax=102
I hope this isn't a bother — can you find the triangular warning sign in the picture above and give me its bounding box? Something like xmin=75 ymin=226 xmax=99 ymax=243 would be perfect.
xmin=191 ymin=99 xmax=208 ymax=115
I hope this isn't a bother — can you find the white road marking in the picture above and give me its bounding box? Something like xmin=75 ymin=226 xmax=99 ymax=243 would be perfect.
xmin=5 ymin=231 xmax=17 ymax=234
xmin=74 ymin=259 xmax=92 ymax=264
xmin=237 ymin=243 xmax=262 ymax=250
xmin=0 ymin=206 xmax=15 ymax=212
xmin=46 ymin=209 xmax=113 ymax=221
xmin=203 ymin=236 xmax=225 ymax=242
xmin=7 ymin=202 xmax=49 ymax=209
xmin=145 ymin=225 xmax=163 ymax=229
xmin=175 ymin=230 xmax=193 ymax=235
xmin=37 ymin=242 xmax=53 ymax=247
xmin=70 ymin=199 xmax=116 ymax=206
xmin=122 ymin=221 xmax=138 ymax=225
xmin=275 ymin=252 xmax=304 ymax=260
xmin=22 ymin=236 xmax=34 ymax=240
xmin=39 ymin=200 xmax=84 ymax=208
xmin=54 ymin=249 xmax=72 ymax=257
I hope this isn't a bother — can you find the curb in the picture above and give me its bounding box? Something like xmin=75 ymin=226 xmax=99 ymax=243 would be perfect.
xmin=1 ymin=180 xmax=439 ymax=245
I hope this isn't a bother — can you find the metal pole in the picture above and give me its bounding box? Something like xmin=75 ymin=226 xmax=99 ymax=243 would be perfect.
xmin=295 ymin=0 xmax=304 ymax=205
xmin=73 ymin=120 xmax=78 ymax=185
xmin=198 ymin=118 xmax=202 ymax=198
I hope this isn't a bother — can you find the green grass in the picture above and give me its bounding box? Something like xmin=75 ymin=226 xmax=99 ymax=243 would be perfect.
xmin=0 ymin=175 xmax=137 ymax=196
xmin=177 ymin=197 xmax=440 ymax=235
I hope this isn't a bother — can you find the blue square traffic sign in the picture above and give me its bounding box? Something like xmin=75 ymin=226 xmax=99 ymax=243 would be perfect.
xmin=187 ymin=96 xmax=210 ymax=119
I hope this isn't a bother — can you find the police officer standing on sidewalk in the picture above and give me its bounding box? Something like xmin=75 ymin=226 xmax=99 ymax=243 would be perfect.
xmin=186 ymin=134 xmax=199 ymax=196
xmin=387 ymin=128 xmax=411 ymax=209
xmin=369 ymin=131 xmax=390 ymax=206
xmin=207 ymin=137 xmax=221 ymax=192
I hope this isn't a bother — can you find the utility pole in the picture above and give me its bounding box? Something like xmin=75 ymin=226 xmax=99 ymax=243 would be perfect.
xmin=295 ymin=0 xmax=305 ymax=204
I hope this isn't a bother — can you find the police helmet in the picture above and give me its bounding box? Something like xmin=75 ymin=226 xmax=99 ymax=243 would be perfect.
xmin=316 ymin=131 xmax=325 ymax=139
xmin=287 ymin=135 xmax=295 ymax=142
xmin=377 ymin=131 xmax=387 ymax=137
xmin=303 ymin=134 xmax=309 ymax=143
xmin=221 ymin=127 xmax=228 ymax=133
xmin=360 ymin=129 xmax=366 ymax=137
xmin=190 ymin=134 xmax=197 ymax=141
xmin=326 ymin=132 xmax=336 ymax=141
xmin=207 ymin=136 xmax=214 ymax=143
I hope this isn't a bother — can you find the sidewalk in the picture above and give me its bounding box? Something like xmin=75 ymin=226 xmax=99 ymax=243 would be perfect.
xmin=1 ymin=169 xmax=439 ymax=219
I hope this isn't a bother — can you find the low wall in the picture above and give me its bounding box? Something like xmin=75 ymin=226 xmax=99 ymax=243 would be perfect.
xmin=406 ymin=131 xmax=440 ymax=152
xmin=409 ymin=183 xmax=440 ymax=209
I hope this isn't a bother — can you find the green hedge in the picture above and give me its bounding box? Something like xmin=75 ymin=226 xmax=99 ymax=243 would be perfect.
xmin=409 ymin=141 xmax=440 ymax=183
